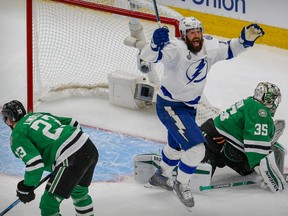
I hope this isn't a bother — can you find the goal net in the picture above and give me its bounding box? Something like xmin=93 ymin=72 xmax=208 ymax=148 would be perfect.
xmin=27 ymin=0 xmax=220 ymax=125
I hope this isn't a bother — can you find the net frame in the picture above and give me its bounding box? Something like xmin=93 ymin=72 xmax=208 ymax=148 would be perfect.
xmin=26 ymin=0 xmax=220 ymax=124
xmin=26 ymin=0 xmax=180 ymax=111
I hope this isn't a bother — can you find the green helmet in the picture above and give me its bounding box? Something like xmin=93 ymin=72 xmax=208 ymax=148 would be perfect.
xmin=253 ymin=82 xmax=281 ymax=116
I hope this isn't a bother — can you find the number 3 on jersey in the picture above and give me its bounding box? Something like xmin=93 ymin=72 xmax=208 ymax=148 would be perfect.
xmin=220 ymin=100 xmax=244 ymax=121
xmin=254 ymin=123 xmax=268 ymax=136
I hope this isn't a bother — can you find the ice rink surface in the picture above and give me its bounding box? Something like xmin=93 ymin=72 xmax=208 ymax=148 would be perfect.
xmin=1 ymin=0 xmax=288 ymax=215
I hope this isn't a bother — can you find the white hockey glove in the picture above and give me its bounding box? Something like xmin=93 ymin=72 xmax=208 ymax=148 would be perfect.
xmin=271 ymin=142 xmax=287 ymax=174
xmin=239 ymin=24 xmax=264 ymax=48
xmin=254 ymin=152 xmax=287 ymax=193
xmin=271 ymin=119 xmax=286 ymax=145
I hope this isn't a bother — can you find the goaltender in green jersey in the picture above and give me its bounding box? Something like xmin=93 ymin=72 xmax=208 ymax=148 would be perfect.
xmin=200 ymin=82 xmax=287 ymax=192
xmin=1 ymin=100 xmax=99 ymax=216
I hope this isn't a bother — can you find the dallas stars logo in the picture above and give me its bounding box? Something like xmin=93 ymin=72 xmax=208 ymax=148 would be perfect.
xmin=258 ymin=109 xmax=267 ymax=117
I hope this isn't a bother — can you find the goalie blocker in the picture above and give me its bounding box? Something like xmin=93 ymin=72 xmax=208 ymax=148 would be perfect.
xmin=133 ymin=153 xmax=212 ymax=192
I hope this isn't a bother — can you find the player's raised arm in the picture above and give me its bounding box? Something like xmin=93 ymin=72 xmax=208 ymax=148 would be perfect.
xmin=239 ymin=23 xmax=265 ymax=48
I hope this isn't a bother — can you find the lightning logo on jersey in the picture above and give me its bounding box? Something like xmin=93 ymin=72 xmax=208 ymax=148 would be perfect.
xmin=186 ymin=59 xmax=208 ymax=84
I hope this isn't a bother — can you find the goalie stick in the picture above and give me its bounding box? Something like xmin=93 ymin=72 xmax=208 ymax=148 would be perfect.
xmin=200 ymin=174 xmax=288 ymax=192
xmin=199 ymin=180 xmax=257 ymax=191
xmin=0 ymin=173 xmax=51 ymax=216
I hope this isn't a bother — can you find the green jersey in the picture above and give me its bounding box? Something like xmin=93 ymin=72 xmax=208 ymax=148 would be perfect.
xmin=10 ymin=112 xmax=89 ymax=187
xmin=214 ymin=97 xmax=275 ymax=169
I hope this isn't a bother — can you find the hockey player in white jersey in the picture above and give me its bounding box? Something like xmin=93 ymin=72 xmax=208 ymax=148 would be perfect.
xmin=139 ymin=17 xmax=264 ymax=210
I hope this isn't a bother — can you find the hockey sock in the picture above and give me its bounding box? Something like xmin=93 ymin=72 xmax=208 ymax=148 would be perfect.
xmin=40 ymin=190 xmax=63 ymax=216
xmin=71 ymin=185 xmax=94 ymax=216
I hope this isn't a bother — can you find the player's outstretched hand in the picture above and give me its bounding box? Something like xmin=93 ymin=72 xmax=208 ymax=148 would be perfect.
xmin=239 ymin=24 xmax=264 ymax=48
xmin=16 ymin=180 xmax=36 ymax=203
xmin=151 ymin=27 xmax=169 ymax=51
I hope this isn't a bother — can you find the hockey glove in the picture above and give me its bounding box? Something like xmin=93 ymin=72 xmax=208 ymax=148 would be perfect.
xmin=151 ymin=27 xmax=169 ymax=51
xmin=254 ymin=152 xmax=287 ymax=193
xmin=239 ymin=24 xmax=264 ymax=48
xmin=271 ymin=119 xmax=286 ymax=145
xmin=16 ymin=180 xmax=35 ymax=203
xmin=271 ymin=142 xmax=287 ymax=174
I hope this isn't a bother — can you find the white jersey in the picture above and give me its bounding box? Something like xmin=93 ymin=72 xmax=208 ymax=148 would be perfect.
xmin=140 ymin=35 xmax=247 ymax=107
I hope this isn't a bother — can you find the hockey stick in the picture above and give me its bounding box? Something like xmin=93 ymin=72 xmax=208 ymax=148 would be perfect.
xmin=0 ymin=173 xmax=52 ymax=216
xmin=199 ymin=180 xmax=257 ymax=191
xmin=152 ymin=0 xmax=162 ymax=27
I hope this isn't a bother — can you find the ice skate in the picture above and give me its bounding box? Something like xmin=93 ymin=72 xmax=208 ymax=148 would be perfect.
xmin=173 ymin=180 xmax=194 ymax=211
xmin=145 ymin=169 xmax=174 ymax=191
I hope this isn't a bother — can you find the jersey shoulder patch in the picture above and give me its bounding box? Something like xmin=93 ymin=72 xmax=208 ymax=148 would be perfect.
xmin=245 ymin=97 xmax=270 ymax=118
xmin=203 ymin=35 xmax=220 ymax=50
xmin=203 ymin=35 xmax=214 ymax=40
xmin=258 ymin=109 xmax=268 ymax=118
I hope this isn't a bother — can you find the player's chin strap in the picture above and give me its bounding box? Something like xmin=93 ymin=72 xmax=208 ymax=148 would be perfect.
xmin=254 ymin=152 xmax=287 ymax=193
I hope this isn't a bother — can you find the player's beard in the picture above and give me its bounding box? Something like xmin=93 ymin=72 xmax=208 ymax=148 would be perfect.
xmin=186 ymin=37 xmax=204 ymax=54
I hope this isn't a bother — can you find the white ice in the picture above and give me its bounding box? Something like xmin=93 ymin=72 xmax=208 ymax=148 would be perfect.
xmin=1 ymin=0 xmax=288 ymax=215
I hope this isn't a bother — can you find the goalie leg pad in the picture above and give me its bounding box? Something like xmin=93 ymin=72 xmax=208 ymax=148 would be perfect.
xmin=134 ymin=154 xmax=161 ymax=184
xmin=271 ymin=142 xmax=287 ymax=173
xmin=256 ymin=152 xmax=287 ymax=192
xmin=134 ymin=153 xmax=212 ymax=192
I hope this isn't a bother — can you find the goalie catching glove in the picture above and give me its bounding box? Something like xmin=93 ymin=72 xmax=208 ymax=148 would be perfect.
xmin=254 ymin=152 xmax=287 ymax=193
xmin=239 ymin=23 xmax=264 ymax=48
xmin=271 ymin=119 xmax=286 ymax=145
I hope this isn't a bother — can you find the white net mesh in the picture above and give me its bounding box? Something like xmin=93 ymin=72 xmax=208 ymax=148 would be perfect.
xmin=30 ymin=0 xmax=219 ymax=124
xmin=196 ymin=94 xmax=220 ymax=125
xmin=32 ymin=0 xmax=181 ymax=100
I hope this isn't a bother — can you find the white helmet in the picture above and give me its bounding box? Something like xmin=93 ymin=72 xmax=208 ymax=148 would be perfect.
xmin=179 ymin=17 xmax=203 ymax=36
xmin=253 ymin=82 xmax=281 ymax=116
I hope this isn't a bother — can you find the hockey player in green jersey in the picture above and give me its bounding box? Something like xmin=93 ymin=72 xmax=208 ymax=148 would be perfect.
xmin=200 ymin=82 xmax=287 ymax=192
xmin=1 ymin=100 xmax=99 ymax=216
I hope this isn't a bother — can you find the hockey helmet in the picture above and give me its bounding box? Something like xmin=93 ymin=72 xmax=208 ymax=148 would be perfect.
xmin=253 ymin=82 xmax=281 ymax=116
xmin=179 ymin=17 xmax=203 ymax=36
xmin=2 ymin=100 xmax=26 ymax=122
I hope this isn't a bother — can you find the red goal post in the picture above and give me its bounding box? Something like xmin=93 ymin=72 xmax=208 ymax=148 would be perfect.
xmin=26 ymin=0 xmax=180 ymax=112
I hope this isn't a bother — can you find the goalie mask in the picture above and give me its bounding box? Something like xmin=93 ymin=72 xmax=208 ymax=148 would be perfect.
xmin=2 ymin=100 xmax=26 ymax=122
xmin=179 ymin=17 xmax=203 ymax=37
xmin=253 ymin=82 xmax=281 ymax=116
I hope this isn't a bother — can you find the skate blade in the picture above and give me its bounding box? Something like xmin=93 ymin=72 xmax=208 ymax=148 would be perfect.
xmin=144 ymin=182 xmax=163 ymax=190
xmin=184 ymin=205 xmax=193 ymax=212
xmin=144 ymin=182 xmax=154 ymax=189
xmin=144 ymin=182 xmax=173 ymax=191
xmin=173 ymin=190 xmax=194 ymax=212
